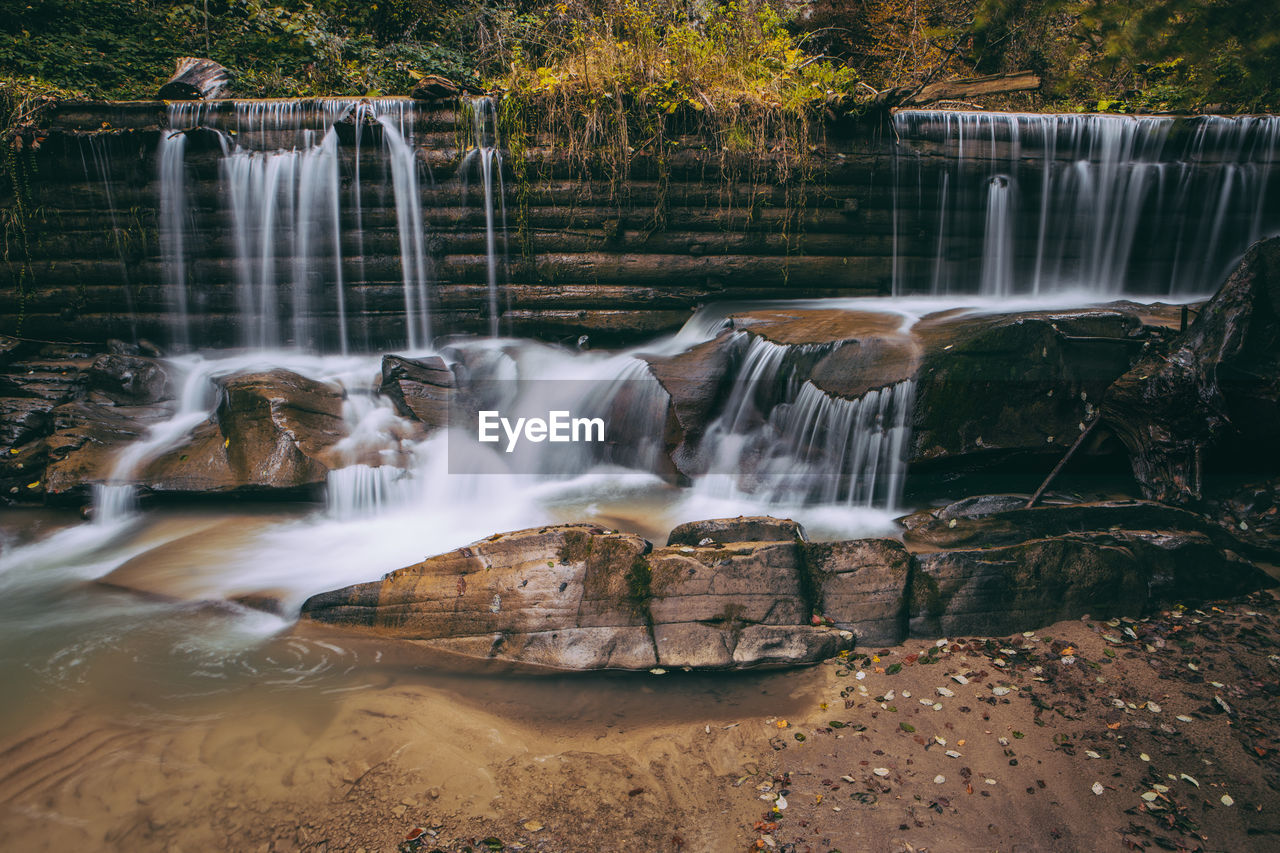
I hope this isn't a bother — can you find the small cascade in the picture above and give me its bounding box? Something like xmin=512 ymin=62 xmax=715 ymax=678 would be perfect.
xmin=891 ymin=111 xmax=1280 ymax=296
xmin=461 ymin=96 xmax=510 ymax=336
xmin=377 ymin=115 xmax=432 ymax=349
xmin=222 ymin=128 xmax=347 ymax=350
xmin=89 ymin=483 xmax=137 ymax=526
xmin=158 ymin=103 xmax=202 ymax=350
xmin=980 ymin=175 xmax=1013 ymax=297
xmin=326 ymin=464 xmax=415 ymax=519
xmin=692 ymin=334 xmax=915 ymax=510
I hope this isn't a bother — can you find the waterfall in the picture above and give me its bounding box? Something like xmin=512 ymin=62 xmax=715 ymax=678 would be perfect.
xmin=156 ymin=98 xmax=434 ymax=352
xmin=377 ymin=115 xmax=432 ymax=349
xmin=891 ymin=111 xmax=1280 ymax=296
xmin=158 ymin=103 xmax=203 ymax=351
xmin=89 ymin=483 xmax=137 ymax=526
xmin=327 ymin=464 xmax=415 ymax=519
xmin=980 ymin=175 xmax=1013 ymax=297
xmin=692 ymin=334 xmax=915 ymax=511
xmin=461 ymin=96 xmax=510 ymax=337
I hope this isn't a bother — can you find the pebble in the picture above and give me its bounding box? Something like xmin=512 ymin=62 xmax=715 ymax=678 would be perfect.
xmin=1092 ymin=782 xmax=1105 ymax=796
xmin=934 ymin=775 xmax=946 ymax=784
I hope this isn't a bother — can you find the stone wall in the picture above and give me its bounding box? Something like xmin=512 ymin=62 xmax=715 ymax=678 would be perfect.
xmin=1 ymin=101 xmax=902 ymax=348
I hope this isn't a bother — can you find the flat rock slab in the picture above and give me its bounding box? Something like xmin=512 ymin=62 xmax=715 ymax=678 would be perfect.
xmin=667 ymin=516 xmax=805 ymax=546
xmin=302 ymin=522 xmax=851 ymax=671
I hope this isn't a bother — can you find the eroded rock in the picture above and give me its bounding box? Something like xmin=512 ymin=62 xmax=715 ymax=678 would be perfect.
xmin=141 ymin=368 xmax=348 ymax=496
xmin=1103 ymin=237 xmax=1280 ymax=503
xmin=301 ymin=523 xmax=849 ymax=671
xmin=379 ymin=354 xmax=453 ymax=429
xmin=807 ymin=538 xmax=912 ymax=646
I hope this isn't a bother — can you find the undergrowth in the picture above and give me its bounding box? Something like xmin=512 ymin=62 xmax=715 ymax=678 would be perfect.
xmin=489 ymin=1 xmax=854 ymax=262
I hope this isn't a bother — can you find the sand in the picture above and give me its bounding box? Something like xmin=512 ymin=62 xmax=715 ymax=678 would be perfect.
xmin=1 ymin=591 xmax=1277 ymax=852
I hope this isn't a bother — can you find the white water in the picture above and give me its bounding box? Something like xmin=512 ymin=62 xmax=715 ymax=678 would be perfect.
xmin=461 ymin=97 xmax=510 ymax=336
xmin=156 ymin=98 xmax=433 ymax=352
xmin=690 ymin=333 xmax=916 ymax=512
xmin=892 ymin=111 xmax=1280 ymax=296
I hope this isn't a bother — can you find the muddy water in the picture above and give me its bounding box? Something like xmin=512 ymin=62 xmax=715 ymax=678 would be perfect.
xmin=0 ymin=505 xmax=828 ymax=850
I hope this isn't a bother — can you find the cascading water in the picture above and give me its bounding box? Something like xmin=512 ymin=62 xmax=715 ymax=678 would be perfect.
xmin=692 ymin=333 xmax=915 ymax=511
xmin=461 ymin=96 xmax=510 ymax=337
xmin=157 ymin=98 xmax=432 ymax=352
xmin=891 ymin=111 xmax=1280 ymax=296
xmin=980 ymin=175 xmax=1013 ymax=297
xmin=377 ymin=114 xmax=433 ymax=349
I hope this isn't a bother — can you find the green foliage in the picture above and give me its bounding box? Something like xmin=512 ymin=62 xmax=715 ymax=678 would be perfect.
xmin=497 ymin=1 xmax=857 ymax=116
xmin=972 ymin=0 xmax=1280 ymax=112
xmin=0 ymin=0 xmax=504 ymax=99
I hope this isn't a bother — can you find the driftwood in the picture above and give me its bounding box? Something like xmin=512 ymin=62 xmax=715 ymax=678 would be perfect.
xmin=157 ymin=57 xmax=232 ymax=100
xmin=873 ymin=71 xmax=1041 ymax=110
xmin=1026 ymin=417 xmax=1101 ymax=509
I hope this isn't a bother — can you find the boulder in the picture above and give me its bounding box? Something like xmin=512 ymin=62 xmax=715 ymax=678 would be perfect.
xmin=642 ymin=331 xmax=741 ymax=475
xmin=1103 ymin=238 xmax=1280 ymax=503
xmin=902 ymin=498 xmax=1275 ymax=637
xmin=302 ymin=524 xmax=659 ymax=671
xmin=806 ymin=538 xmax=912 ymax=646
xmin=379 ymin=354 xmax=453 ymax=429
xmin=667 ymin=516 xmax=805 ymax=545
xmin=301 ymin=523 xmax=851 ymax=671
xmin=140 ymin=369 xmax=347 ymax=496
xmin=87 ymin=354 xmax=170 ymax=404
xmin=910 ymin=307 xmax=1149 ymax=474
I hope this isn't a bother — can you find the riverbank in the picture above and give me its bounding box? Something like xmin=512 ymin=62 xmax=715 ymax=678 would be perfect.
xmin=2 ymin=588 xmax=1276 ymax=852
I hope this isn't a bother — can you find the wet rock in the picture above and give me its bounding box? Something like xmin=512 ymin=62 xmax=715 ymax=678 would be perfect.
xmin=88 ymin=353 xmax=170 ymax=404
xmin=667 ymin=516 xmax=806 ymax=546
xmin=732 ymin=308 xmax=921 ymax=400
xmin=902 ymin=497 xmax=1280 ymax=565
xmin=910 ymin=307 xmax=1149 ymax=475
xmin=806 ymin=538 xmax=912 ymax=646
xmin=140 ymin=369 xmax=347 ymax=496
xmin=642 ymin=331 xmax=741 ymax=475
xmin=301 ymin=523 xmax=850 ymax=671
xmin=380 ymin=355 xmax=453 ymax=429
xmin=42 ymin=400 xmax=171 ymax=496
xmin=1103 ymin=237 xmax=1280 ymax=504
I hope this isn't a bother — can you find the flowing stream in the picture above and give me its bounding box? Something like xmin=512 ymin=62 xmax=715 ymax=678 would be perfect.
xmin=3 ymin=104 xmax=1277 ymax=824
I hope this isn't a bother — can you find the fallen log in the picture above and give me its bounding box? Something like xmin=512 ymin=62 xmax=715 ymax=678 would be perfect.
xmin=157 ymin=57 xmax=232 ymax=100
xmin=873 ymin=70 xmax=1041 ymax=110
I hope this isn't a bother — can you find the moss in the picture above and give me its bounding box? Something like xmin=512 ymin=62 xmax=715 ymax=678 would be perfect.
xmin=578 ymin=533 xmax=653 ymax=618
xmin=625 ymin=553 xmax=652 ymax=612
xmin=558 ymin=528 xmax=594 ymax=564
